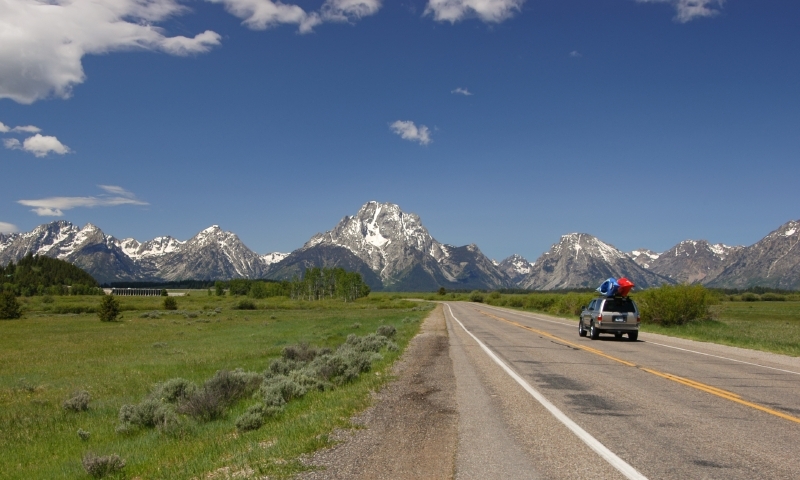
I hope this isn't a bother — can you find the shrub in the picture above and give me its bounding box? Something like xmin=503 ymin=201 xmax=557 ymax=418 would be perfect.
xmin=761 ymin=293 xmax=786 ymax=301
xmin=636 ymin=285 xmax=719 ymax=326
xmin=82 ymin=453 xmax=125 ymax=479
xmin=178 ymin=369 xmax=261 ymax=421
xmin=77 ymin=429 xmax=91 ymax=441
xmin=350 ymin=322 xmax=361 ymax=329
xmin=260 ymin=374 xmax=308 ymax=407
xmin=63 ymin=390 xmax=91 ymax=412
xmin=163 ymin=297 xmax=178 ymax=310
xmin=236 ymin=404 xmax=271 ymax=432
xmin=234 ymin=299 xmax=257 ymax=310
xmin=55 ymin=305 xmax=96 ymax=314
xmin=97 ymin=295 xmax=120 ymax=322
xmin=178 ymin=388 xmax=224 ymax=421
xmin=203 ymin=369 xmax=262 ymax=404
xmin=742 ymin=292 xmax=760 ymax=302
xmin=438 ymin=287 xmax=446 ymax=295
xmin=376 ymin=325 xmax=396 ymax=338
xmin=151 ymin=378 xmax=197 ymax=403
xmin=0 ymin=291 xmax=22 ymax=319
xmin=283 ymin=342 xmax=328 ymax=362
xmin=508 ymin=297 xmax=524 ymax=308
xmin=161 ymin=289 xmax=168 ymax=297
xmin=469 ymin=291 xmax=484 ymax=303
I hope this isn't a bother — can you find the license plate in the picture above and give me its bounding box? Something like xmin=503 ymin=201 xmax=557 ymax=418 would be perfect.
xmin=613 ymin=315 xmax=627 ymax=322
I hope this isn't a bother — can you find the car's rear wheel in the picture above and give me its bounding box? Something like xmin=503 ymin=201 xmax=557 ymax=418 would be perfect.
xmin=590 ymin=322 xmax=600 ymax=340
xmin=578 ymin=321 xmax=587 ymax=337
xmin=628 ymin=331 xmax=638 ymax=341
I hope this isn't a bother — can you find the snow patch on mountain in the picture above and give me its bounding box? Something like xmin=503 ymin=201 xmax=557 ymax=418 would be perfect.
xmin=261 ymin=252 xmax=289 ymax=265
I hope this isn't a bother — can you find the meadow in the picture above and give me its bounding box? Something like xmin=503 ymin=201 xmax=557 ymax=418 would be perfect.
xmin=0 ymin=293 xmax=432 ymax=479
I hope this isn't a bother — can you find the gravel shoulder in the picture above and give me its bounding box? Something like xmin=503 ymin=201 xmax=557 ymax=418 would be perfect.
xmin=297 ymin=304 xmax=458 ymax=479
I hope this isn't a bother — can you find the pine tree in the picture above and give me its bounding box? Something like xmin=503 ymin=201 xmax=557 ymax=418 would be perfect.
xmin=98 ymin=295 xmax=121 ymax=322
xmin=0 ymin=291 xmax=22 ymax=319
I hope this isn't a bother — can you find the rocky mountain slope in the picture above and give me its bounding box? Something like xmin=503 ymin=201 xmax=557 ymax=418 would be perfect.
xmin=705 ymin=220 xmax=800 ymax=289
xmin=629 ymin=249 xmax=660 ymax=269
xmin=518 ymin=233 xmax=670 ymax=290
xmin=0 ymin=222 xmax=280 ymax=283
xmin=496 ymin=254 xmax=534 ymax=285
xmin=647 ymin=240 xmax=742 ymax=284
xmin=2 ymin=206 xmax=798 ymax=291
xmin=266 ymin=202 xmax=512 ymax=291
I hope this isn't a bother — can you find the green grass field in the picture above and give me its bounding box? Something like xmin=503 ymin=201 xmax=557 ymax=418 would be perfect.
xmin=0 ymin=294 xmax=432 ymax=479
xmin=639 ymin=301 xmax=800 ymax=357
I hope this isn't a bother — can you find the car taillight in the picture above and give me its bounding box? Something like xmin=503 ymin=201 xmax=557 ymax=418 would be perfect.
xmin=597 ymin=314 xmax=603 ymax=322
xmin=637 ymin=315 xmax=641 ymax=323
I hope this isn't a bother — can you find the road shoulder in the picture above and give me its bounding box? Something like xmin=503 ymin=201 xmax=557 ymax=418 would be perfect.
xmin=297 ymin=304 xmax=458 ymax=479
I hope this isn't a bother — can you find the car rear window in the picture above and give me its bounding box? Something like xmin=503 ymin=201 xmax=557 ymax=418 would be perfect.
xmin=602 ymin=298 xmax=636 ymax=313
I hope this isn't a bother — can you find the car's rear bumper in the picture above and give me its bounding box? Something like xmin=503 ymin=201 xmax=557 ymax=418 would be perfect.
xmin=597 ymin=323 xmax=639 ymax=333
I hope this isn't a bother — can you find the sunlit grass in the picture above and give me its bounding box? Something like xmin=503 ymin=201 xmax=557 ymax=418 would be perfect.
xmin=0 ymin=294 xmax=431 ymax=479
xmin=640 ymin=301 xmax=800 ymax=357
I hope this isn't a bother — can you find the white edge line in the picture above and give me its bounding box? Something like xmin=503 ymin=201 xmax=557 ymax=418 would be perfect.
xmin=644 ymin=341 xmax=800 ymax=376
xmin=479 ymin=304 xmax=800 ymax=377
xmin=446 ymin=304 xmax=648 ymax=480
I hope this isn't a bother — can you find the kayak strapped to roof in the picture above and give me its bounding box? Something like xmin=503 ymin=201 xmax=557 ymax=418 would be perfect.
xmin=596 ymin=277 xmax=634 ymax=297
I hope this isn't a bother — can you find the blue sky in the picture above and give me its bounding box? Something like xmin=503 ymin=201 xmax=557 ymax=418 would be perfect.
xmin=1 ymin=0 xmax=799 ymax=262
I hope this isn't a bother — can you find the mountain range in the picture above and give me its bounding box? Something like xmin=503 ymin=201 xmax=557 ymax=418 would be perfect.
xmin=1 ymin=202 xmax=798 ymax=290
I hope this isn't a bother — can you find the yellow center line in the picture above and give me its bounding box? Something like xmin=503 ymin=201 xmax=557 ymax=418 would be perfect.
xmin=475 ymin=308 xmax=800 ymax=426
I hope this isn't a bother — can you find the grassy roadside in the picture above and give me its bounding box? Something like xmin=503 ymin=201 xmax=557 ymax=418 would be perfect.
xmin=638 ymin=301 xmax=800 ymax=357
xmin=382 ymin=291 xmax=800 ymax=358
xmin=0 ymin=294 xmax=433 ymax=479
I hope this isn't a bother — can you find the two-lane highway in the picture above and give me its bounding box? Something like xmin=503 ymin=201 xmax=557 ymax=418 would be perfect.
xmin=444 ymin=302 xmax=800 ymax=479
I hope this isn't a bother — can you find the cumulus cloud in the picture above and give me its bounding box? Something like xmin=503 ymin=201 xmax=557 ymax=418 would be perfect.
xmin=451 ymin=87 xmax=473 ymax=96
xmin=0 ymin=0 xmax=384 ymax=103
xmin=424 ymin=0 xmax=525 ymax=23
xmin=0 ymin=222 xmax=19 ymax=234
xmin=569 ymin=50 xmax=582 ymax=58
xmin=0 ymin=0 xmax=222 ymax=104
xmin=636 ymin=0 xmax=725 ymax=23
xmin=4 ymin=134 xmax=71 ymax=157
xmin=209 ymin=0 xmax=381 ymax=34
xmin=12 ymin=125 xmax=41 ymax=133
xmin=390 ymin=120 xmax=432 ymax=146
xmin=18 ymin=186 xmax=148 ymax=216
xmin=0 ymin=122 xmax=9 ymax=133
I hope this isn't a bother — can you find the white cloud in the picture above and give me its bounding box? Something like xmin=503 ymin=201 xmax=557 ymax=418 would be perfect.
xmin=390 ymin=120 xmax=432 ymax=146
xmin=11 ymin=125 xmax=41 ymax=133
xmin=451 ymin=87 xmax=473 ymax=96
xmin=205 ymin=0 xmax=381 ymax=34
xmin=5 ymin=134 xmax=71 ymax=157
xmin=636 ymin=0 xmax=725 ymax=23
xmin=206 ymin=0 xmax=307 ymax=30
xmin=0 ymin=122 xmax=9 ymax=133
xmin=569 ymin=50 xmax=582 ymax=58
xmin=424 ymin=0 xmax=525 ymax=23
xmin=0 ymin=222 xmax=19 ymax=234
xmin=0 ymin=0 xmax=385 ymax=103
xmin=98 ymin=185 xmax=135 ymax=198
xmin=0 ymin=0 xmax=222 ymax=104
xmin=18 ymin=187 xmax=148 ymax=216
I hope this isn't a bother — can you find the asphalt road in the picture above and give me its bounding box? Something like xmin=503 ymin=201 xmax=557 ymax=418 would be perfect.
xmin=444 ymin=302 xmax=800 ymax=480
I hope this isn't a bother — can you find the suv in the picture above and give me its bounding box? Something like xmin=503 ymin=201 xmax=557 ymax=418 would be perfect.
xmin=579 ymin=296 xmax=640 ymax=341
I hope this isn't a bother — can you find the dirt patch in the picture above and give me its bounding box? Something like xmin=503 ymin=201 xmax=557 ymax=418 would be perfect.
xmin=297 ymin=304 xmax=457 ymax=479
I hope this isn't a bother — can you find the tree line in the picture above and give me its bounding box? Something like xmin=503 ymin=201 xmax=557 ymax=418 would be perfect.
xmin=0 ymin=254 xmax=103 ymax=296
xmin=213 ymin=268 xmax=370 ymax=302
